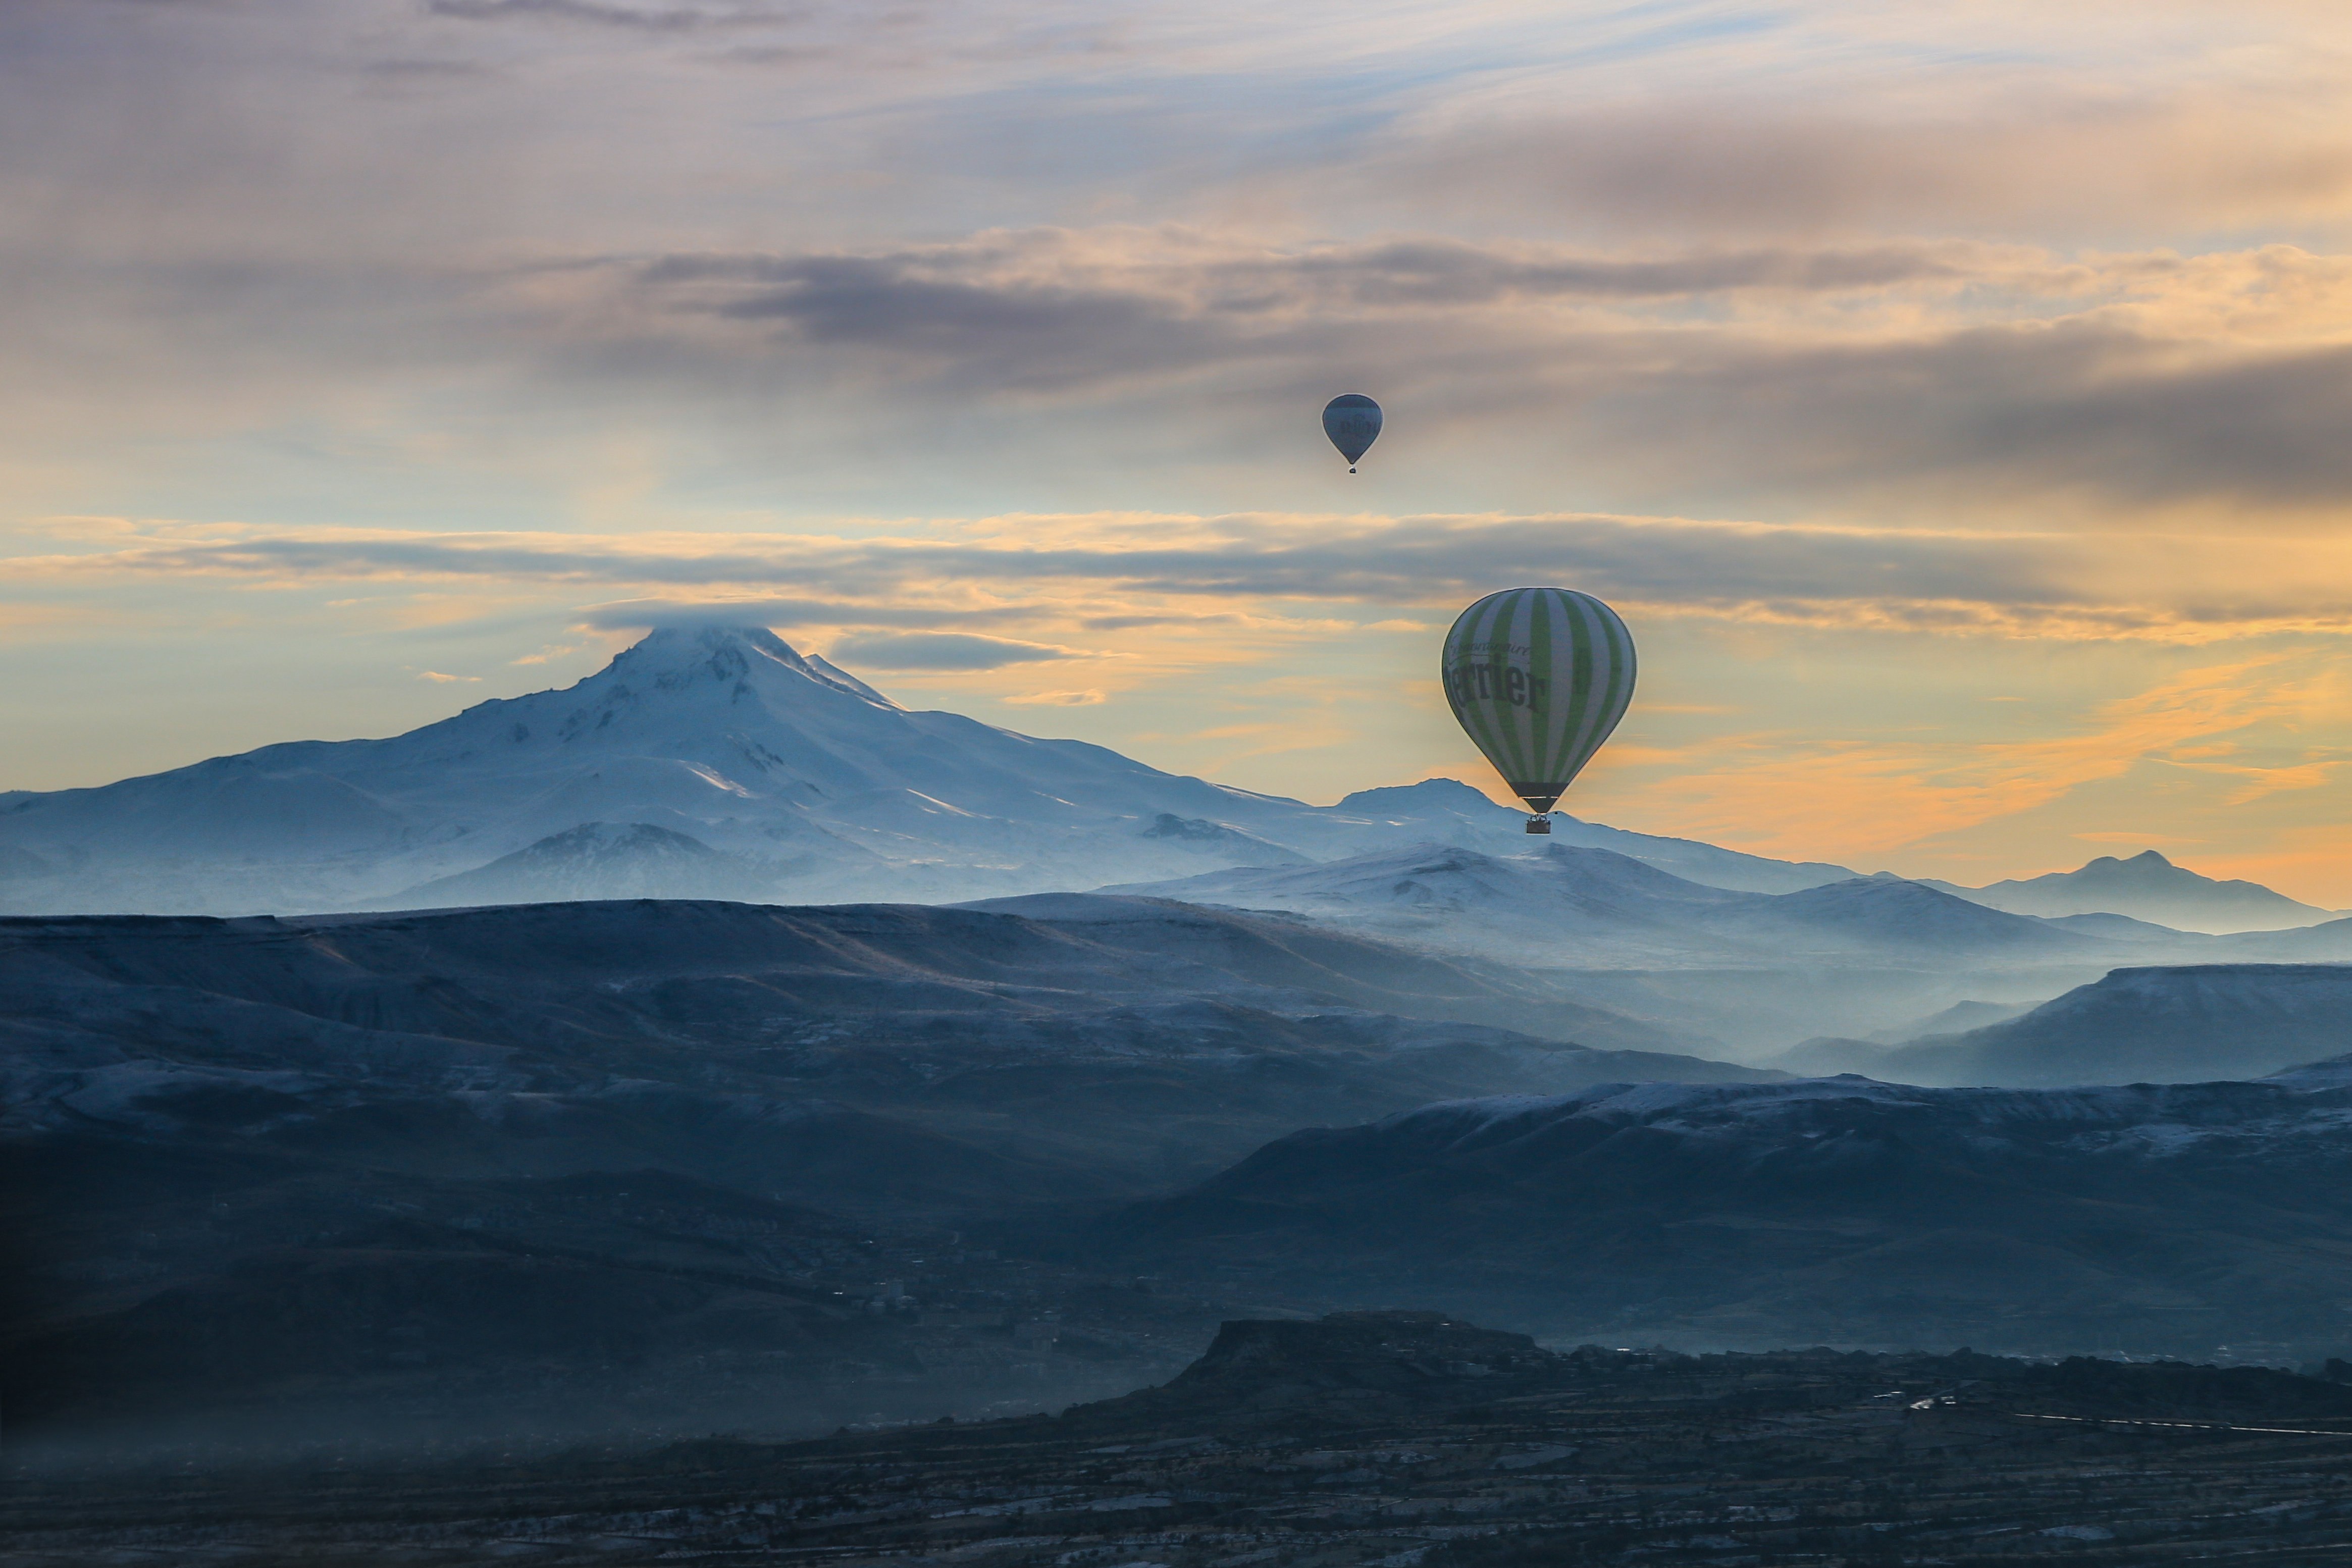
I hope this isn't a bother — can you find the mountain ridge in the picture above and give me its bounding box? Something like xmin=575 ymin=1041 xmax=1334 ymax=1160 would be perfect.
xmin=0 ymin=626 xmax=1859 ymax=915
xmin=1104 ymin=842 xmax=2110 ymax=971
xmin=1101 ymin=1067 xmax=2352 ymax=1353
xmin=1930 ymin=849 xmax=2336 ymax=933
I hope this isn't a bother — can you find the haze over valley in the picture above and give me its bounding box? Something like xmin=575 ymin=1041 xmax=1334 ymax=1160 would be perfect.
xmin=16 ymin=0 xmax=2352 ymax=1557
xmin=11 ymin=635 xmax=2352 ymax=1475
xmin=8 ymin=625 xmax=2346 ymax=1057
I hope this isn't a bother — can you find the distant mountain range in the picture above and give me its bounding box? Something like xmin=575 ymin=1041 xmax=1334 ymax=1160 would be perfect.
xmin=0 ymin=625 xmax=1854 ymax=916
xmin=0 ymin=623 xmax=2332 ymax=951
xmin=1924 ymin=850 xmax=2339 ymax=934
xmin=1110 ymin=842 xmax=2352 ymax=1053
xmin=4 ymin=619 xmax=2346 ymax=1061
xmin=1108 ymin=843 xmax=2113 ymax=970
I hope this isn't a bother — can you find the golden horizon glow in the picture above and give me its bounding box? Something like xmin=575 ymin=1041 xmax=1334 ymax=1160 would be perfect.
xmin=4 ymin=1 xmax=2351 ymax=901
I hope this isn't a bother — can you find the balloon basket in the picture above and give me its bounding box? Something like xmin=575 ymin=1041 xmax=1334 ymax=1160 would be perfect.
xmin=1524 ymin=816 xmax=1551 ymax=834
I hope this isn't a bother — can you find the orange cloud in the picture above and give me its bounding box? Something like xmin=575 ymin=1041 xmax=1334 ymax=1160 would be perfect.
xmin=1627 ymin=657 xmax=2347 ymax=861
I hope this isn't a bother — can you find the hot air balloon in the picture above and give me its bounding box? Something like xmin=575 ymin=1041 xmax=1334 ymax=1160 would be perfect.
xmin=1441 ymin=587 xmax=1636 ymax=835
xmin=1323 ymin=394 xmax=1382 ymax=473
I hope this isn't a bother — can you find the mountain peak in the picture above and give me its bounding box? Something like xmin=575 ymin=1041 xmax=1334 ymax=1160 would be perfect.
xmin=1953 ymin=847 xmax=2327 ymax=933
xmin=608 ymin=623 xmax=895 ymax=708
xmin=1329 ymin=777 xmax=1506 ymax=816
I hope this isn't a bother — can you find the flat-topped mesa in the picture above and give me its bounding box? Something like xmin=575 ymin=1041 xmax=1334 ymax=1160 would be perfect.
xmin=1067 ymin=1310 xmax=1577 ymax=1427
xmin=1187 ymin=1309 xmax=1561 ymax=1381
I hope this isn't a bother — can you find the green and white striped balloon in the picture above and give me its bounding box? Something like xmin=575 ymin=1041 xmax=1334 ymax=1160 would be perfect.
xmin=1441 ymin=587 xmax=1636 ymax=815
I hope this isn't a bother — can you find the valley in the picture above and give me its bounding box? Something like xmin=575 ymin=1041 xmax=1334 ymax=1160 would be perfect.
xmin=9 ymin=624 xmax=2352 ymax=1479
xmin=0 ymin=897 xmax=1770 ymax=1453
xmin=12 ymin=893 xmax=2352 ymax=1457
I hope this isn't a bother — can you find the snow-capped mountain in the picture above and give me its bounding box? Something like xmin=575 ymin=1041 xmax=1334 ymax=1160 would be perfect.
xmin=1102 ymin=843 xmax=1763 ymax=966
xmin=1111 ymin=844 xmax=2352 ymax=1055
xmin=1107 ymin=842 xmax=2109 ymax=969
xmin=0 ymin=625 xmax=1856 ymax=916
xmin=387 ymin=821 xmax=791 ymax=906
xmin=1929 ymin=850 xmax=2337 ymax=933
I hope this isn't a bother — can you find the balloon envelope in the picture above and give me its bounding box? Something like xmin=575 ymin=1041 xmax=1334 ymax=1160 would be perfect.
xmin=1323 ymin=394 xmax=1382 ymax=467
xmin=1441 ymin=587 xmax=1636 ymax=814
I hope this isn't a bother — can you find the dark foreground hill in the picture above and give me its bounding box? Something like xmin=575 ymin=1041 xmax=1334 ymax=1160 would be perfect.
xmin=15 ymin=1312 xmax=2352 ymax=1565
xmin=1104 ymin=1073 xmax=2352 ymax=1356
xmin=0 ymin=897 xmax=1770 ymax=1447
xmin=21 ymin=896 xmax=2352 ymax=1458
xmin=1 ymin=894 xmax=1741 ymax=1204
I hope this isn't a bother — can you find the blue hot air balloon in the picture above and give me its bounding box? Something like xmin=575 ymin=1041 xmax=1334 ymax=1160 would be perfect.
xmin=1323 ymin=394 xmax=1382 ymax=473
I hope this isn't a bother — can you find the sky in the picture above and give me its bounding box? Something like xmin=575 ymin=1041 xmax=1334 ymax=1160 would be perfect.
xmin=7 ymin=0 xmax=2352 ymax=901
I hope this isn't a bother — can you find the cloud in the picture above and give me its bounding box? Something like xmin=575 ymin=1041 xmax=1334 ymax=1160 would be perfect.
xmin=424 ymin=0 xmax=778 ymax=31
xmin=16 ymin=181 xmax=2352 ymax=518
xmin=20 ymin=511 xmax=2352 ymax=645
xmin=1633 ymin=656 xmax=2347 ymax=861
xmin=824 ymin=632 xmax=1079 ymax=670
xmin=1362 ymin=83 xmax=2352 ymax=237
xmin=360 ymin=58 xmax=500 ymax=82
xmin=577 ymin=597 xmax=1035 ymax=632
xmin=1001 ymin=688 xmax=1105 ymax=706
xmin=496 ymin=231 xmax=2352 ymax=511
xmin=2072 ymin=832 xmax=2207 ymax=846
xmin=1570 ymin=317 xmax=2352 ymax=514
xmin=415 ymin=669 xmax=482 ymax=683
xmin=650 ymin=249 xmax=1230 ymax=393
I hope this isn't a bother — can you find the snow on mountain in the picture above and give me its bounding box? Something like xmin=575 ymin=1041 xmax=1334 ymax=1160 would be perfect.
xmin=1097 ymin=848 xmax=2191 ymax=1058
xmin=1137 ymin=813 xmax=1313 ymax=865
xmin=1100 ymin=843 xmax=1765 ymax=967
xmin=1929 ymin=850 xmax=2335 ymax=934
xmin=944 ymin=892 xmax=1717 ymax=1053
xmin=1325 ymin=781 xmax=1859 ymax=893
xmin=384 ymin=821 xmax=796 ymax=906
xmin=1106 ymin=846 xmax=2108 ymax=971
xmin=1702 ymin=876 xmax=2105 ymax=958
xmin=0 ymin=626 xmax=1856 ymax=916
